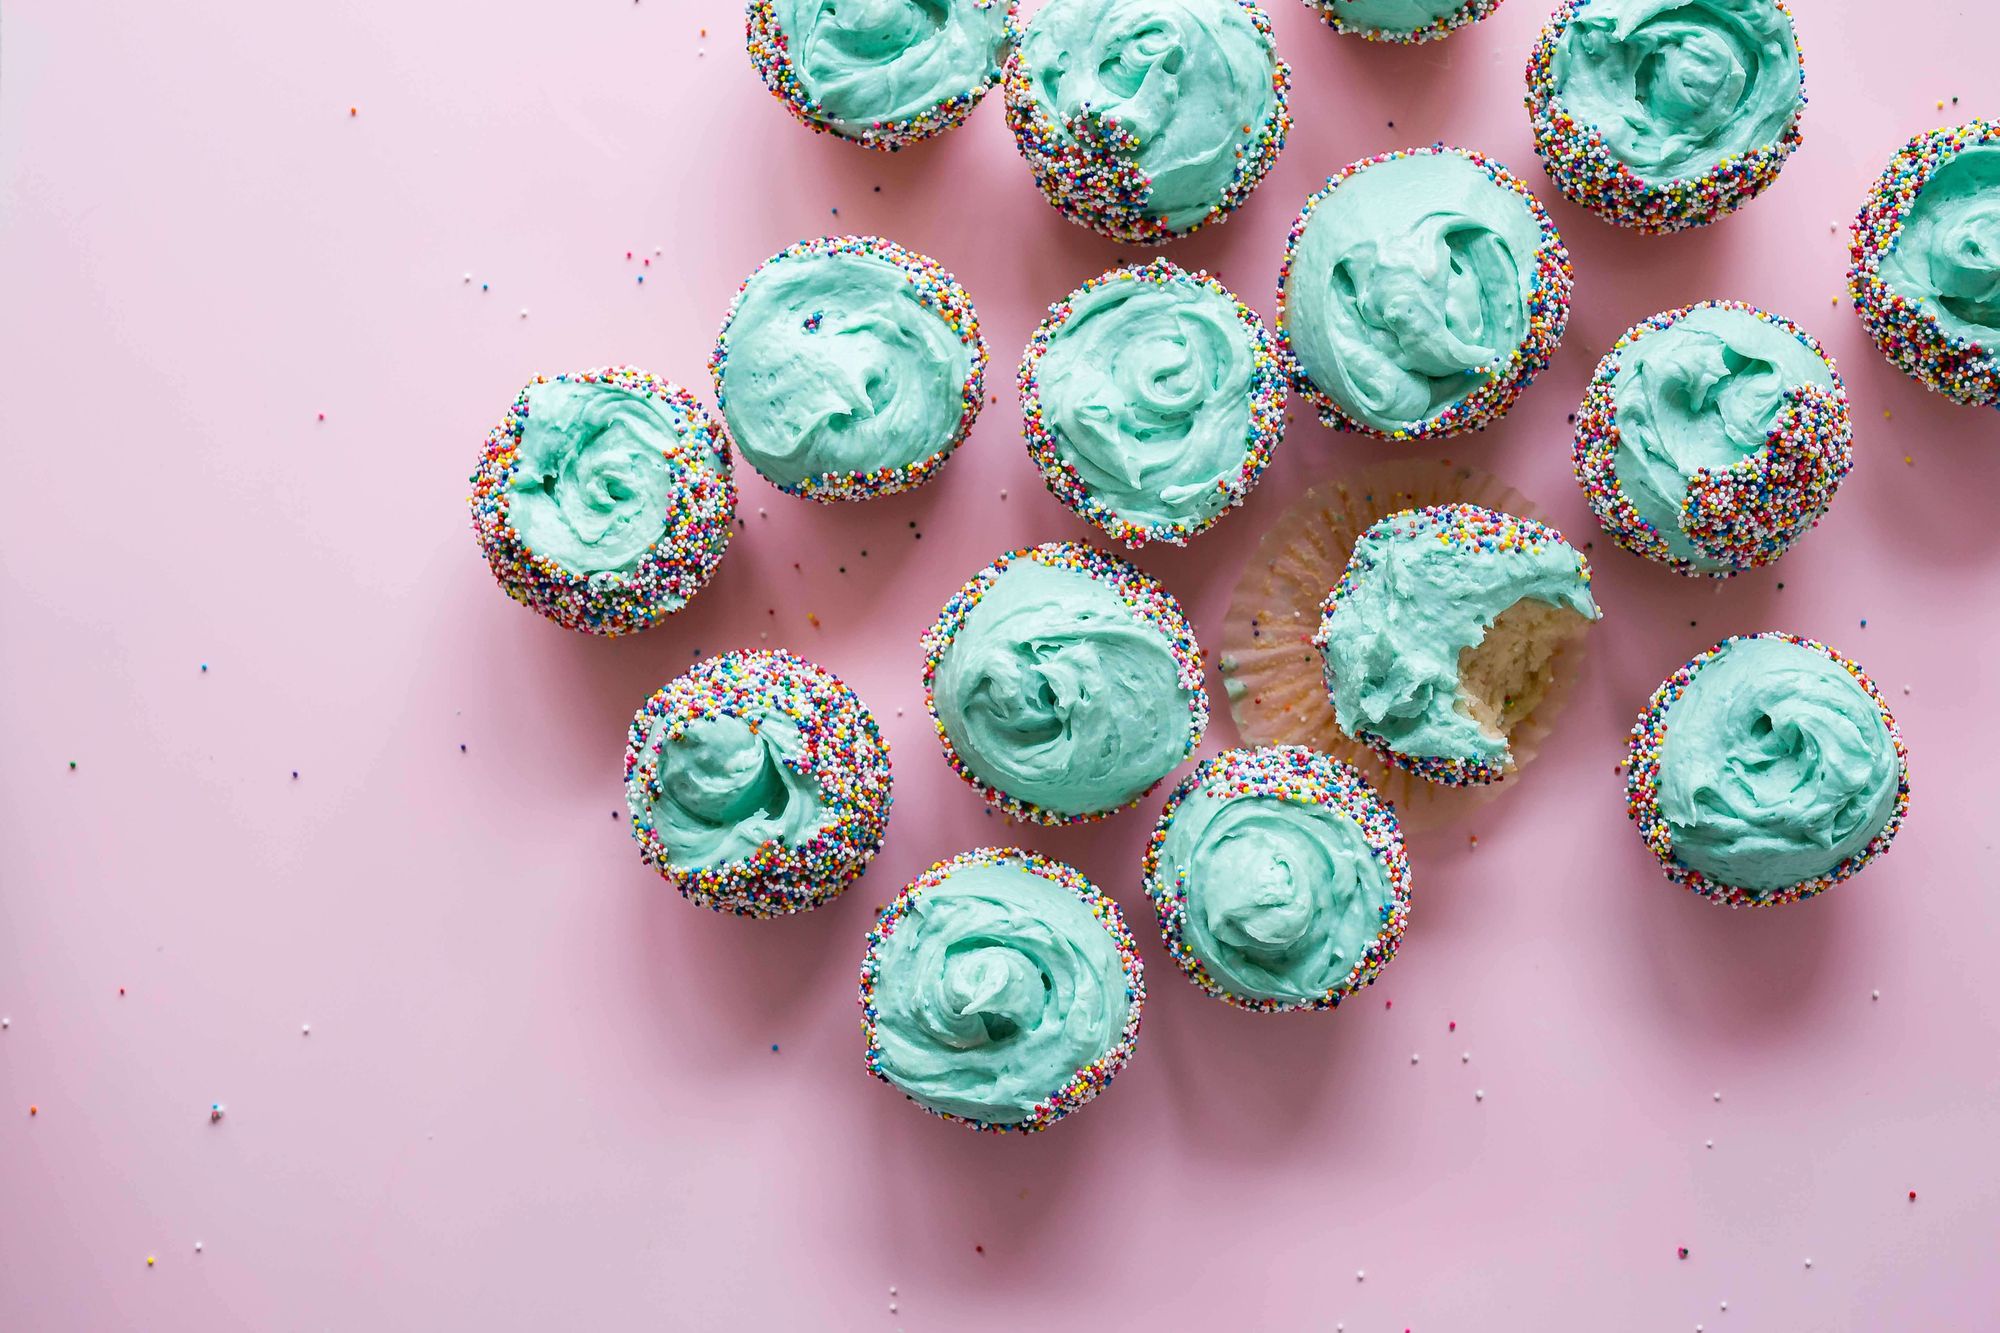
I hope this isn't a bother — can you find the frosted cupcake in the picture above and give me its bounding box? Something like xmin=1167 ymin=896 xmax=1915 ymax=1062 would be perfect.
xmin=1527 ymin=0 xmax=1807 ymax=234
xmin=1849 ymin=121 xmax=2000 ymax=409
xmin=1143 ymin=747 xmax=1411 ymax=1012
xmin=625 ymin=651 xmax=892 ymax=917
xmin=1573 ymin=302 xmax=1852 ymax=577
xmin=1019 ymin=260 xmax=1285 ymax=547
xmin=1003 ymin=0 xmax=1291 ymax=244
xmin=923 ymin=542 xmax=1208 ymax=823
xmin=1277 ymin=146 xmax=1572 ymax=441
xmin=1313 ymin=505 xmax=1600 ymax=786
xmin=468 ymin=367 xmax=735 ymax=636
xmin=1299 ymin=0 xmax=1502 ymax=43
xmin=746 ymin=0 xmax=1019 ymax=151
xmin=1626 ymin=633 xmax=1910 ymax=908
xmin=860 ymin=848 xmax=1145 ymax=1132
xmin=712 ymin=236 xmax=987 ymax=501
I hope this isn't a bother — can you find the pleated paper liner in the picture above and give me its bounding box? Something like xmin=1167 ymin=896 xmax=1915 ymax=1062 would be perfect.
xmin=1217 ymin=458 xmax=1592 ymax=831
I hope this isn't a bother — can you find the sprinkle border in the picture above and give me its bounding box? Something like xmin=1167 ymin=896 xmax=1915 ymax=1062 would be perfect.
xmin=1298 ymin=0 xmax=1502 ymax=44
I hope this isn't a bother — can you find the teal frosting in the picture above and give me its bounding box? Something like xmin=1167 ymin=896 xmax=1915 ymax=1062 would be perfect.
xmin=1035 ymin=274 xmax=1257 ymax=532
xmin=1551 ymin=0 xmax=1802 ymax=186
xmin=1155 ymin=787 xmax=1392 ymax=1005
xmin=506 ymin=381 xmax=691 ymax=574
xmin=638 ymin=712 xmax=825 ymax=871
xmin=869 ymin=857 xmax=1131 ymax=1125
xmin=773 ymin=0 xmax=1013 ymax=131
xmin=719 ymin=248 xmax=972 ymax=487
xmin=1658 ymin=637 xmax=1899 ymax=894
xmin=1018 ymin=0 xmax=1280 ymax=231
xmin=1613 ymin=306 xmax=1835 ymax=568
xmin=1321 ymin=0 xmax=1479 ymax=35
xmin=934 ymin=558 xmax=1194 ymax=816
xmin=1316 ymin=509 xmax=1599 ymax=764
xmin=1285 ymin=152 xmax=1545 ymax=434
xmin=1880 ymin=143 xmax=2000 ymax=347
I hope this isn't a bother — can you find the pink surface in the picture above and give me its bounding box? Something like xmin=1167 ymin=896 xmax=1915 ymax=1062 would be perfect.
xmin=2 ymin=1 xmax=1997 ymax=1327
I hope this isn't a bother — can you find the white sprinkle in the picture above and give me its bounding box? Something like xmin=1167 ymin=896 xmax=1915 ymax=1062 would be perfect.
xmin=1410 ymin=1053 xmax=1419 ymax=1064
xmin=1474 ymin=1089 xmax=1485 ymax=1101
xmin=195 ymin=1242 xmax=203 ymax=1253
xmin=1355 ymin=1270 xmax=1364 ymax=1281
xmin=1713 ymin=1092 xmax=1722 ymax=1102
xmin=757 ymin=507 xmax=767 ymax=518
xmin=519 ymin=308 xmax=529 ymax=318
xmin=1721 ymin=1300 xmax=1728 ymax=1311
xmin=999 ymin=489 xmax=1008 ymax=500
xmin=2 ymin=1018 xmax=9 ymax=1029
xmin=1805 ymin=1258 xmax=1813 ymax=1269
xmin=1706 ymin=1139 xmax=1714 ymax=1149
xmin=301 ymin=1023 xmax=311 ymax=1035
xmin=462 ymin=273 xmax=471 ymax=283
xmin=1461 ymin=1051 xmax=1470 ymax=1063
xmin=1871 ymin=990 xmax=1880 ymax=1000
xmin=889 ymin=1288 xmax=897 ymax=1296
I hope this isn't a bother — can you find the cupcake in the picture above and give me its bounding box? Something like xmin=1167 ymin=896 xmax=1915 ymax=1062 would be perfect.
xmin=1019 ymin=260 xmax=1286 ymax=547
xmin=1573 ymin=302 xmax=1852 ymax=577
xmin=923 ymin=542 xmax=1208 ymax=823
xmin=468 ymin=367 xmax=735 ymax=636
xmin=860 ymin=848 xmax=1144 ymax=1132
xmin=1277 ymin=146 xmax=1572 ymax=441
xmin=1143 ymin=747 xmax=1411 ymax=1012
xmin=746 ymin=0 xmax=1019 ymax=151
xmin=625 ymin=650 xmax=892 ymax=917
xmin=1849 ymin=121 xmax=2000 ymax=409
xmin=1313 ymin=504 xmax=1600 ymax=786
xmin=1626 ymin=633 xmax=1910 ymax=908
xmin=1299 ymin=0 xmax=1502 ymax=43
xmin=712 ymin=236 xmax=988 ymax=502
xmin=1003 ymin=0 xmax=1291 ymax=245
xmin=1527 ymin=0 xmax=1807 ymax=234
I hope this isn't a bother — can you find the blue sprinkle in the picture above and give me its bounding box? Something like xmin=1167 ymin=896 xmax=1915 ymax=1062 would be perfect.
xmin=770 ymin=1043 xmax=780 ymax=1053
xmin=636 ymin=275 xmax=644 ymax=284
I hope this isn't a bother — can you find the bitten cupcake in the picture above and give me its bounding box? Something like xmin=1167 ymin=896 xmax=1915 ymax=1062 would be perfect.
xmin=923 ymin=542 xmax=1208 ymax=823
xmin=1313 ymin=505 xmax=1600 ymax=786
xmin=1143 ymin=747 xmax=1411 ymax=1012
xmin=1298 ymin=0 xmax=1502 ymax=44
xmin=712 ymin=236 xmax=987 ymax=501
xmin=746 ymin=0 xmax=1019 ymax=151
xmin=1625 ymin=633 xmax=1910 ymax=908
xmin=1277 ymin=146 xmax=1571 ymax=441
xmin=1003 ymin=0 xmax=1291 ymax=244
xmin=624 ymin=651 xmax=892 ymax=917
xmin=1573 ymin=302 xmax=1852 ymax=577
xmin=1527 ymin=0 xmax=1807 ymax=234
xmin=1849 ymin=121 xmax=2000 ymax=409
xmin=468 ymin=367 xmax=735 ymax=636
xmin=860 ymin=848 xmax=1145 ymax=1132
xmin=1019 ymin=260 xmax=1285 ymax=546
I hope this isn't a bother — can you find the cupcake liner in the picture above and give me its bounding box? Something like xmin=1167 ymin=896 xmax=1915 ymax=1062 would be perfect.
xmin=1525 ymin=0 xmax=1806 ymax=235
xmin=1299 ymin=0 xmax=1502 ymax=44
xmin=745 ymin=0 xmax=1020 ymax=152
xmin=711 ymin=235 xmax=988 ymax=502
xmin=1573 ymin=301 xmax=1854 ymax=578
xmin=860 ymin=847 xmax=1145 ymax=1133
xmin=1218 ymin=459 xmax=1590 ymax=827
xmin=1848 ymin=120 xmax=2000 ymax=409
xmin=1624 ymin=633 xmax=1911 ymax=909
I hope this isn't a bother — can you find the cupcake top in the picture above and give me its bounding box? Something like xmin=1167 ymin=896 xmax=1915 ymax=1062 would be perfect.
xmin=1144 ymin=747 xmax=1410 ymax=1012
xmin=1876 ymin=136 xmax=2000 ymax=364
xmin=1007 ymin=0 xmax=1290 ymax=242
xmin=625 ymin=651 xmax=892 ymax=916
xmin=712 ymin=236 xmax=986 ymax=501
xmin=924 ymin=542 xmax=1208 ymax=823
xmin=1280 ymin=147 xmax=1569 ymax=439
xmin=861 ymin=848 xmax=1145 ymax=1131
xmin=1303 ymin=0 xmax=1503 ymax=43
xmin=1628 ymin=634 xmax=1909 ymax=907
xmin=468 ymin=368 xmax=735 ymax=636
xmin=1580 ymin=303 xmax=1849 ymax=576
xmin=1313 ymin=505 xmax=1599 ymax=775
xmin=1020 ymin=260 xmax=1285 ymax=546
xmin=747 ymin=0 xmax=1017 ymax=148
xmin=1545 ymin=0 xmax=1804 ymax=189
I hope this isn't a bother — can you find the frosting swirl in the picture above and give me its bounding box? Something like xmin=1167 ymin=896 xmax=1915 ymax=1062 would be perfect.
xmin=1284 ymin=151 xmax=1548 ymax=436
xmin=1012 ymin=0 xmax=1284 ymax=233
xmin=638 ymin=713 xmax=825 ymax=871
xmin=716 ymin=239 xmax=979 ymax=495
xmin=1550 ymin=0 xmax=1802 ymax=186
xmin=1879 ymin=143 xmax=2000 ymax=346
xmin=929 ymin=548 xmax=1203 ymax=820
xmin=1656 ymin=637 xmax=1901 ymax=895
xmin=864 ymin=852 xmax=1140 ymax=1128
xmin=1026 ymin=263 xmax=1275 ymax=540
xmin=505 ymin=380 xmax=688 ymax=574
xmin=767 ymin=0 xmax=1014 ymax=133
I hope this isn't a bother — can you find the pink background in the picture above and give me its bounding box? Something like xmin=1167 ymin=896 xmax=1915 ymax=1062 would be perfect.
xmin=3 ymin=1 xmax=1997 ymax=1327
